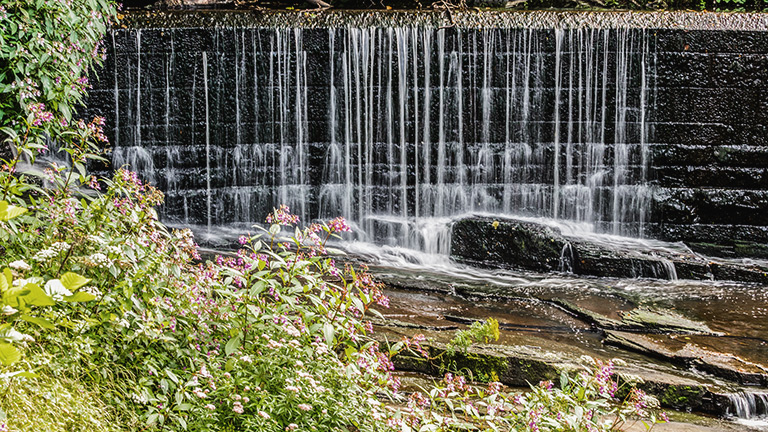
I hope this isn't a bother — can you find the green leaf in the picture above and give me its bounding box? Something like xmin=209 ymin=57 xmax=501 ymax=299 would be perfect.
xmin=74 ymin=162 xmax=86 ymax=179
xmin=60 ymin=272 xmax=91 ymax=291
xmin=166 ymin=369 xmax=179 ymax=384
xmin=63 ymin=292 xmax=96 ymax=302
xmin=323 ymin=322 xmax=335 ymax=347
xmin=60 ymin=103 xmax=71 ymax=122
xmin=0 ymin=371 xmax=39 ymax=380
xmin=3 ymin=269 xmax=12 ymax=289
xmin=224 ymin=336 xmax=241 ymax=356
xmin=20 ymin=283 xmax=55 ymax=307
xmin=2 ymin=286 xmax=29 ymax=308
xmin=0 ymin=342 xmax=21 ymax=366
xmin=20 ymin=314 xmax=55 ymax=330
xmin=0 ymin=201 xmax=27 ymax=221
xmin=0 ymin=271 xmax=8 ymax=293
xmin=389 ymin=341 xmax=404 ymax=356
xmin=225 ymin=357 xmax=236 ymax=372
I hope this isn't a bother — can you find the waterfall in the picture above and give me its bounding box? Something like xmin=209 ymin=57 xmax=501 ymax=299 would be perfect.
xmin=727 ymin=392 xmax=768 ymax=420
xmin=108 ymin=25 xmax=654 ymax=247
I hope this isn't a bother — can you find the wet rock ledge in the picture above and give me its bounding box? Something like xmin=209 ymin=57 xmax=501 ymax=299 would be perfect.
xmin=116 ymin=9 xmax=768 ymax=30
xmin=450 ymin=216 xmax=768 ymax=283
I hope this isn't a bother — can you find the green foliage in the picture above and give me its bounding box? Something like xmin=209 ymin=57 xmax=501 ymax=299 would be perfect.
xmin=448 ymin=318 xmax=500 ymax=354
xmin=0 ymin=362 xmax=123 ymax=432
xmin=0 ymin=0 xmax=116 ymax=129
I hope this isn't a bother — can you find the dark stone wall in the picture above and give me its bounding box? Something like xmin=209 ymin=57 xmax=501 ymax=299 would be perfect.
xmin=647 ymin=29 xmax=768 ymax=250
xmin=79 ymin=12 xmax=768 ymax=255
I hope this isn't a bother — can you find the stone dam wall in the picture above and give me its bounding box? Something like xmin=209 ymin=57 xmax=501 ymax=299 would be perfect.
xmin=81 ymin=11 xmax=768 ymax=256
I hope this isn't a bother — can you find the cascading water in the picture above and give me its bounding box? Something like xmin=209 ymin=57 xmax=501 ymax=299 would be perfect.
xmin=106 ymin=24 xmax=653 ymax=250
xmin=727 ymin=392 xmax=768 ymax=424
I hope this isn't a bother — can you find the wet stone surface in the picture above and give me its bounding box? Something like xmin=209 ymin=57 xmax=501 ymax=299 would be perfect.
xmin=451 ymin=216 xmax=768 ymax=284
xmin=364 ymin=257 xmax=768 ymax=423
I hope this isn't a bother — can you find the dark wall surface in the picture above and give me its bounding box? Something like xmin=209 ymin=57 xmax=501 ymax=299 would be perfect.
xmin=81 ymin=11 xmax=768 ymax=255
xmin=648 ymin=29 xmax=768 ymax=250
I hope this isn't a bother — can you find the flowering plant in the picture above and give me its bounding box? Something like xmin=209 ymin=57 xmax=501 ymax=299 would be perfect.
xmin=389 ymin=356 xmax=668 ymax=432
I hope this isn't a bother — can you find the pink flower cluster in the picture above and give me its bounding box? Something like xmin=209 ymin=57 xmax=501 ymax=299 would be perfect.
xmin=402 ymin=334 xmax=429 ymax=359
xmin=328 ymin=216 xmax=351 ymax=233
xmin=29 ymin=102 xmax=54 ymax=126
xmin=595 ymin=360 xmax=618 ymax=397
xmin=266 ymin=204 xmax=299 ymax=226
xmin=78 ymin=116 xmax=109 ymax=143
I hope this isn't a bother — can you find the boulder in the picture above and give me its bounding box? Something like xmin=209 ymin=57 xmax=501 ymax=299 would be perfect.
xmin=450 ymin=216 xmax=768 ymax=283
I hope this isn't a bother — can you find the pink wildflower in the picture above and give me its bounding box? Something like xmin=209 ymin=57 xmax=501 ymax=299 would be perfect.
xmin=328 ymin=216 xmax=352 ymax=233
xmin=266 ymin=204 xmax=299 ymax=226
xmin=232 ymin=401 xmax=244 ymax=414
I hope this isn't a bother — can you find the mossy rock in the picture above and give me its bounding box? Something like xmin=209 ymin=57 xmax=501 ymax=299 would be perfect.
xmin=659 ymin=385 xmax=707 ymax=410
xmin=620 ymin=307 xmax=718 ymax=335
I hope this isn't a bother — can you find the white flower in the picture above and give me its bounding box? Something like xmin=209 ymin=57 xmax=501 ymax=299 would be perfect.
xmin=85 ymin=253 xmax=111 ymax=269
xmin=132 ymin=392 xmax=148 ymax=404
xmin=194 ymin=389 xmax=207 ymax=398
xmin=11 ymin=278 xmax=28 ymax=287
xmin=32 ymin=248 xmax=57 ymax=263
xmin=50 ymin=242 xmax=70 ymax=252
xmin=8 ymin=260 xmax=31 ymax=271
xmin=44 ymin=279 xmax=72 ymax=301
xmin=81 ymin=285 xmax=103 ymax=298
xmin=1 ymin=305 xmax=18 ymax=315
xmin=283 ymin=323 xmax=301 ymax=337
xmin=0 ymin=328 xmax=33 ymax=342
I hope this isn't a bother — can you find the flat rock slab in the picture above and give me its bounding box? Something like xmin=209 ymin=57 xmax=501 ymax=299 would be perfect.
xmin=605 ymin=331 xmax=768 ymax=387
xmin=551 ymin=299 xmax=719 ymax=335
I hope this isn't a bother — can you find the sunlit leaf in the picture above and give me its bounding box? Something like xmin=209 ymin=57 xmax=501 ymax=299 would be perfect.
xmin=21 ymin=283 xmax=55 ymax=307
xmin=20 ymin=314 xmax=55 ymax=330
xmin=0 ymin=201 xmax=27 ymax=221
xmin=60 ymin=272 xmax=91 ymax=291
xmin=224 ymin=336 xmax=241 ymax=356
xmin=323 ymin=322 xmax=335 ymax=347
xmin=63 ymin=292 xmax=96 ymax=303
xmin=0 ymin=342 xmax=21 ymax=366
